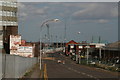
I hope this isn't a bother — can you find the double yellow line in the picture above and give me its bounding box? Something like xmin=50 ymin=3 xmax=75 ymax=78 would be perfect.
xmin=44 ymin=64 xmax=48 ymax=80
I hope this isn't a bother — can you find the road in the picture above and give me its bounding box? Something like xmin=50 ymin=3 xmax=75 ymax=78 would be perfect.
xmin=43 ymin=52 xmax=119 ymax=80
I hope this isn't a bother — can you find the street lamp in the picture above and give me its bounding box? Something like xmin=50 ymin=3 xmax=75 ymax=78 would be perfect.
xmin=41 ymin=19 xmax=59 ymax=49
xmin=78 ymin=31 xmax=81 ymax=34
xmin=77 ymin=31 xmax=81 ymax=64
xmin=40 ymin=19 xmax=59 ymax=70
xmin=41 ymin=19 xmax=59 ymax=28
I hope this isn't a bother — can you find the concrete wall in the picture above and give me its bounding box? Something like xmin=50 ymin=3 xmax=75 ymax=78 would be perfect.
xmin=1 ymin=54 xmax=37 ymax=79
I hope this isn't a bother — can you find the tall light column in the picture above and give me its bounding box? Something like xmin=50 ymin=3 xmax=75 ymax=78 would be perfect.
xmin=86 ymin=45 xmax=90 ymax=64
xmin=40 ymin=19 xmax=59 ymax=70
xmin=77 ymin=31 xmax=81 ymax=64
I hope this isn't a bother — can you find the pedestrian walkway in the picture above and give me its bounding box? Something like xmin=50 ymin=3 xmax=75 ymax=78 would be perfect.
xmin=21 ymin=64 xmax=42 ymax=79
xmin=30 ymin=65 xmax=40 ymax=78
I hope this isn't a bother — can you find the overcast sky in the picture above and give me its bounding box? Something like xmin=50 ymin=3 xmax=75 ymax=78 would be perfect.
xmin=18 ymin=2 xmax=118 ymax=43
xmin=17 ymin=0 xmax=119 ymax=2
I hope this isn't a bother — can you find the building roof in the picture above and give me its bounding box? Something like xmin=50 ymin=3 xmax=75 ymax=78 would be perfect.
xmin=66 ymin=40 xmax=79 ymax=46
xmin=104 ymin=40 xmax=120 ymax=51
xmin=106 ymin=40 xmax=120 ymax=48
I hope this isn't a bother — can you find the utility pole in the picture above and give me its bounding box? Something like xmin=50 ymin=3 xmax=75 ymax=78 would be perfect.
xmin=86 ymin=45 xmax=90 ymax=64
xmin=87 ymin=48 xmax=89 ymax=64
xmin=64 ymin=19 xmax=67 ymax=43
xmin=44 ymin=34 xmax=47 ymax=49
xmin=51 ymin=35 xmax=52 ymax=48
xmin=91 ymin=36 xmax=94 ymax=43
xmin=39 ymin=28 xmax=42 ymax=70
xmin=98 ymin=36 xmax=101 ymax=43
xmin=99 ymin=47 xmax=102 ymax=62
xmin=56 ymin=35 xmax=58 ymax=48
xmin=46 ymin=24 xmax=50 ymax=49
xmin=63 ymin=19 xmax=67 ymax=52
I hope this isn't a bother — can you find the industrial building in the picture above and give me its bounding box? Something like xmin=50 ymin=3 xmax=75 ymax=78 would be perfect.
xmin=65 ymin=40 xmax=108 ymax=63
xmin=65 ymin=40 xmax=96 ymax=56
xmin=0 ymin=0 xmax=18 ymax=54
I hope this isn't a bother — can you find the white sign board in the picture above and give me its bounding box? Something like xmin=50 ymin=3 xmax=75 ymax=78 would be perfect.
xmin=17 ymin=46 xmax=24 ymax=52
xmin=10 ymin=35 xmax=21 ymax=50
xmin=79 ymin=50 xmax=81 ymax=52
xmin=24 ymin=46 xmax=33 ymax=52
xmin=18 ymin=46 xmax=33 ymax=53
xmin=70 ymin=45 xmax=74 ymax=48
xmin=0 ymin=40 xmax=3 ymax=48
xmin=72 ymin=53 xmax=75 ymax=55
xmin=90 ymin=43 xmax=105 ymax=48
xmin=85 ymin=46 xmax=90 ymax=48
xmin=70 ymin=50 xmax=72 ymax=53
xmin=79 ymin=46 xmax=83 ymax=48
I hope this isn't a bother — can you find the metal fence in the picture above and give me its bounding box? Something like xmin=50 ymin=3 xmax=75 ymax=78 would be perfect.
xmin=0 ymin=54 xmax=37 ymax=79
xmin=0 ymin=53 xmax=2 ymax=79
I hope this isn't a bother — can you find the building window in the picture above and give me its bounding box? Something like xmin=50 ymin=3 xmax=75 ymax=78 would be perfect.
xmin=3 ymin=1 xmax=7 ymax=6
xmin=7 ymin=11 xmax=10 ymax=16
xmin=0 ymin=1 xmax=2 ymax=6
xmin=0 ymin=11 xmax=2 ymax=16
xmin=13 ymin=2 xmax=17 ymax=7
xmin=2 ymin=1 xmax=17 ymax=8
xmin=6 ymin=2 xmax=11 ymax=6
xmin=2 ymin=11 xmax=6 ymax=16
xmin=0 ymin=21 xmax=2 ymax=26
xmin=2 ymin=11 xmax=17 ymax=17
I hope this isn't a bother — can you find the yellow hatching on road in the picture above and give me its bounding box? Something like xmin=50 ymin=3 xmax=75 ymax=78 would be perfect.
xmin=44 ymin=64 xmax=48 ymax=80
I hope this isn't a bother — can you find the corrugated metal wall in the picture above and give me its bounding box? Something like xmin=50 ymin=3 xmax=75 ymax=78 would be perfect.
xmin=0 ymin=54 xmax=37 ymax=79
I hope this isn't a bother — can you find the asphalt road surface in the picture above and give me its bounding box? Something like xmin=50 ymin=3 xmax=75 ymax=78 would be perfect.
xmin=43 ymin=52 xmax=119 ymax=80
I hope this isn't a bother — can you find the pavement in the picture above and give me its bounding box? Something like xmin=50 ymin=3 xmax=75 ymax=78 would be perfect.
xmin=21 ymin=64 xmax=41 ymax=79
xmin=30 ymin=65 xmax=40 ymax=78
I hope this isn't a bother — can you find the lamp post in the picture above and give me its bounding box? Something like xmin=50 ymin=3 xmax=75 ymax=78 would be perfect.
xmin=85 ymin=45 xmax=90 ymax=64
xmin=77 ymin=31 xmax=81 ymax=64
xmin=56 ymin=35 xmax=58 ymax=48
xmin=40 ymin=19 xmax=59 ymax=70
xmin=77 ymin=31 xmax=81 ymax=42
xmin=99 ymin=47 xmax=102 ymax=63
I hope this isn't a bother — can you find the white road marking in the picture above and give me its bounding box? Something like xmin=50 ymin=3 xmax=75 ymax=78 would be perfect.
xmin=58 ymin=54 xmax=100 ymax=80
xmin=67 ymin=67 xmax=100 ymax=80
xmin=82 ymin=73 xmax=86 ymax=75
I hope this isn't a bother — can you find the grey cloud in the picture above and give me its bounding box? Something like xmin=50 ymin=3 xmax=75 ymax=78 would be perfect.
xmin=72 ymin=3 xmax=118 ymax=21
xmin=97 ymin=19 xmax=109 ymax=23
xmin=18 ymin=3 xmax=27 ymax=20
xmin=18 ymin=3 xmax=50 ymax=21
xmin=78 ymin=19 xmax=109 ymax=23
xmin=18 ymin=0 xmax=119 ymax=2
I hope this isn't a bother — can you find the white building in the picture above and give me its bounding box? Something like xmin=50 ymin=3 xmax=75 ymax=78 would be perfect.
xmin=0 ymin=0 xmax=18 ymax=53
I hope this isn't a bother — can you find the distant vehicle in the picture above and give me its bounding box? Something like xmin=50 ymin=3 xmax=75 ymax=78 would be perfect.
xmin=57 ymin=60 xmax=62 ymax=63
xmin=62 ymin=60 xmax=65 ymax=64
